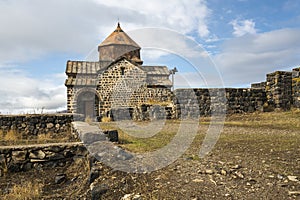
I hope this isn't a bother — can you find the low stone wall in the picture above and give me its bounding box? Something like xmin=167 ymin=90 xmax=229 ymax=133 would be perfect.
xmin=0 ymin=114 xmax=76 ymax=138
xmin=292 ymin=67 xmax=300 ymax=108
xmin=174 ymin=88 xmax=266 ymax=117
xmin=0 ymin=142 xmax=87 ymax=175
xmin=111 ymin=106 xmax=173 ymax=121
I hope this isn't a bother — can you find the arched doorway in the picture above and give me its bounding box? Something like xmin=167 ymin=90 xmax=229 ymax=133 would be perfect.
xmin=76 ymin=91 xmax=99 ymax=119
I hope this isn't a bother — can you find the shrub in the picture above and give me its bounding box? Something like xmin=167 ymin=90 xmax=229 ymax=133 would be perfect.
xmin=85 ymin=116 xmax=93 ymax=124
xmin=101 ymin=116 xmax=112 ymax=122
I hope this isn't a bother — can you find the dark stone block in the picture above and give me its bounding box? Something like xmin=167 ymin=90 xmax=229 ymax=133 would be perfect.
xmin=55 ymin=173 xmax=67 ymax=184
xmin=81 ymin=132 xmax=106 ymax=144
xmin=104 ymin=130 xmax=118 ymax=142
xmin=91 ymin=184 xmax=109 ymax=200
xmin=89 ymin=167 xmax=100 ymax=184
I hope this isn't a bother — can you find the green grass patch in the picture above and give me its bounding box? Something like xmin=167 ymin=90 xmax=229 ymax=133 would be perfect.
xmin=100 ymin=120 xmax=181 ymax=153
xmin=99 ymin=110 xmax=300 ymax=154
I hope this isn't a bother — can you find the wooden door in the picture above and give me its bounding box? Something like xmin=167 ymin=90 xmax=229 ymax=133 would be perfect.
xmin=85 ymin=100 xmax=94 ymax=118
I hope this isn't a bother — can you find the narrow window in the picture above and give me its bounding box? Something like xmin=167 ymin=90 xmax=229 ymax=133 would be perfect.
xmin=121 ymin=67 xmax=125 ymax=75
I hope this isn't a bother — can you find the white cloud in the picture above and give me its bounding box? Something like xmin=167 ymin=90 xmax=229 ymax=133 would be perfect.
xmin=95 ymin=0 xmax=211 ymax=37
xmin=0 ymin=67 xmax=66 ymax=114
xmin=230 ymin=19 xmax=257 ymax=37
xmin=0 ymin=0 xmax=148 ymax=63
xmin=0 ymin=0 xmax=211 ymax=64
xmin=214 ymin=28 xmax=300 ymax=86
xmin=175 ymin=72 xmax=224 ymax=88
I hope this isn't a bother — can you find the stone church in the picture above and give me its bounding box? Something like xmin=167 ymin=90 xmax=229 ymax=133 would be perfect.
xmin=65 ymin=23 xmax=173 ymax=119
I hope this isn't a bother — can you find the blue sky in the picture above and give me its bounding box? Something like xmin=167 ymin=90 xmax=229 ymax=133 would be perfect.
xmin=0 ymin=0 xmax=300 ymax=113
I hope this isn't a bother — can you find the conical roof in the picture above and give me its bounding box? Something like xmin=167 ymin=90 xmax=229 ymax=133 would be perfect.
xmin=99 ymin=23 xmax=140 ymax=48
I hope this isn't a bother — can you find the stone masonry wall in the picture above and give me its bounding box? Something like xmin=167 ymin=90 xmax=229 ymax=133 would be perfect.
xmin=97 ymin=59 xmax=147 ymax=116
xmin=97 ymin=60 xmax=172 ymax=117
xmin=292 ymin=67 xmax=300 ymax=108
xmin=251 ymin=82 xmax=266 ymax=90
xmin=111 ymin=105 xmax=174 ymax=121
xmin=111 ymin=87 xmax=267 ymax=121
xmin=0 ymin=114 xmax=76 ymax=138
xmin=0 ymin=142 xmax=87 ymax=175
xmin=266 ymin=71 xmax=292 ymax=110
xmin=173 ymin=88 xmax=266 ymax=117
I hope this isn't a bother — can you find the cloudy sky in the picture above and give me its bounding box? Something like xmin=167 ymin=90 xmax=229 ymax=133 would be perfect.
xmin=0 ymin=0 xmax=300 ymax=114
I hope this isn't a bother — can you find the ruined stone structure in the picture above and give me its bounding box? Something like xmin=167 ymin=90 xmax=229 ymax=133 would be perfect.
xmin=65 ymin=23 xmax=172 ymax=119
xmin=292 ymin=67 xmax=300 ymax=108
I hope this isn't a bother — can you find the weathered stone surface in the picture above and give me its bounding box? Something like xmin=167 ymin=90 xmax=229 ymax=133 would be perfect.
xmin=0 ymin=142 xmax=86 ymax=173
xmin=29 ymin=150 xmax=46 ymax=159
xmin=103 ymin=130 xmax=118 ymax=142
xmin=12 ymin=151 xmax=27 ymax=162
xmin=89 ymin=167 xmax=101 ymax=184
xmin=0 ymin=114 xmax=73 ymax=138
xmin=288 ymin=191 xmax=300 ymax=196
xmin=220 ymin=169 xmax=227 ymax=176
xmin=90 ymin=184 xmax=109 ymax=200
xmin=55 ymin=173 xmax=66 ymax=184
xmin=287 ymin=175 xmax=298 ymax=182
xmin=46 ymin=152 xmax=65 ymax=160
xmin=121 ymin=193 xmax=142 ymax=200
xmin=44 ymin=146 xmax=64 ymax=153
xmin=46 ymin=123 xmax=54 ymax=129
xmin=205 ymin=169 xmax=214 ymax=175
xmin=266 ymin=71 xmax=293 ymax=110
xmin=22 ymin=162 xmax=33 ymax=171
xmin=81 ymin=132 xmax=106 ymax=144
xmin=75 ymin=145 xmax=89 ymax=156
xmin=0 ymin=154 xmax=5 ymax=163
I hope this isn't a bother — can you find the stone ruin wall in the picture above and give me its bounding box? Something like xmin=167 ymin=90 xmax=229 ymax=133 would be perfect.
xmin=0 ymin=142 xmax=87 ymax=175
xmin=171 ymin=88 xmax=266 ymax=118
xmin=266 ymin=71 xmax=293 ymax=110
xmin=121 ymin=67 xmax=300 ymax=120
xmin=292 ymin=67 xmax=300 ymax=108
xmin=0 ymin=114 xmax=78 ymax=139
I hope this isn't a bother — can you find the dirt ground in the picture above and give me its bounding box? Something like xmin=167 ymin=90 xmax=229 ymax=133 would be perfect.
xmin=1 ymin=113 xmax=300 ymax=199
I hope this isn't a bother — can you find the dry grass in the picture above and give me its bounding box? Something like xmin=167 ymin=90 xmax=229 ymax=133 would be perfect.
xmin=2 ymin=182 xmax=43 ymax=200
xmin=199 ymin=109 xmax=300 ymax=130
xmin=0 ymin=159 xmax=8 ymax=175
xmin=223 ymin=109 xmax=300 ymax=130
xmin=0 ymin=129 xmax=77 ymax=146
xmin=101 ymin=116 xmax=112 ymax=122
xmin=99 ymin=110 xmax=300 ymax=153
xmin=85 ymin=116 xmax=93 ymax=124
xmin=0 ymin=129 xmax=19 ymax=145
xmin=3 ymin=129 xmax=18 ymax=141
xmin=37 ymin=133 xmax=52 ymax=143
